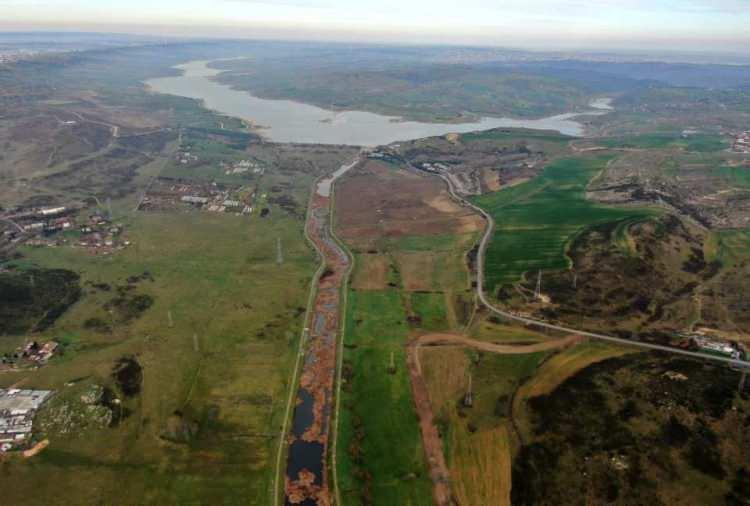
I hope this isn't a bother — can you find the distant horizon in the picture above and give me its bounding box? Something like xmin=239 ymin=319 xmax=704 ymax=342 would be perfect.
xmin=1 ymin=25 xmax=750 ymax=63
xmin=0 ymin=0 xmax=749 ymax=55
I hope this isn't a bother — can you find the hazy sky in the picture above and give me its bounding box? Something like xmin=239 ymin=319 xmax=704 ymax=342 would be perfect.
xmin=2 ymin=0 xmax=749 ymax=51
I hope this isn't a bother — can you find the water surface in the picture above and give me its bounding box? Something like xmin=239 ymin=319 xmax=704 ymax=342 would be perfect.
xmin=146 ymin=60 xmax=608 ymax=146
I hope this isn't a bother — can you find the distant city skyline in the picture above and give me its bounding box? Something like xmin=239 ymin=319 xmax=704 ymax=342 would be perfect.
xmin=1 ymin=0 xmax=749 ymax=52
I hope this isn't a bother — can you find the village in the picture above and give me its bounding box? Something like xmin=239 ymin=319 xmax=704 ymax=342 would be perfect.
xmin=138 ymin=177 xmax=255 ymax=215
xmin=175 ymin=149 xmax=265 ymax=178
xmin=1 ymin=339 xmax=60 ymax=372
xmin=0 ymin=204 xmax=130 ymax=255
xmin=222 ymin=158 xmax=265 ymax=176
xmin=732 ymin=131 xmax=750 ymax=153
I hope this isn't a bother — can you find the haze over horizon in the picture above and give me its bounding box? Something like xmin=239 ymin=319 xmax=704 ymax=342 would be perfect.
xmin=1 ymin=0 xmax=749 ymax=53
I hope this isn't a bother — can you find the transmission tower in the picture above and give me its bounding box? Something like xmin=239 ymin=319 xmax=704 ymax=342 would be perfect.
xmin=387 ymin=350 xmax=396 ymax=374
xmin=534 ymin=270 xmax=542 ymax=300
xmin=463 ymin=373 xmax=473 ymax=407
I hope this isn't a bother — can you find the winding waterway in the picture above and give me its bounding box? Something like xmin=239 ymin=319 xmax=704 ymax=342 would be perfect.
xmin=145 ymin=60 xmax=608 ymax=146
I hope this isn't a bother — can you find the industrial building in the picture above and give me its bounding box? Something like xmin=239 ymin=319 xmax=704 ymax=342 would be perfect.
xmin=0 ymin=389 xmax=53 ymax=451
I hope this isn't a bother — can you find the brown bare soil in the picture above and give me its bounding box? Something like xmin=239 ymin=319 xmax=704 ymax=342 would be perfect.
xmin=425 ymin=194 xmax=460 ymax=213
xmin=335 ymin=160 xmax=482 ymax=250
xmin=482 ymin=168 xmax=502 ymax=192
xmin=22 ymin=439 xmax=49 ymax=458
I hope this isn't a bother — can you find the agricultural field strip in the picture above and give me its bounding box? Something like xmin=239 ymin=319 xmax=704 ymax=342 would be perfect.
xmin=406 ymin=333 xmax=581 ymax=505
xmin=421 ymin=164 xmax=750 ymax=368
xmin=328 ymin=168 xmax=357 ymax=506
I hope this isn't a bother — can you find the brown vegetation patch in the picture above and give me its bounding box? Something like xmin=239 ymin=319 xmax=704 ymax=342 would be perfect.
xmin=450 ymin=425 xmax=512 ymax=506
xmin=483 ymin=168 xmax=502 ymax=192
xmin=351 ymin=253 xmax=390 ymax=290
xmin=394 ymin=251 xmax=437 ymax=291
xmin=420 ymin=346 xmax=469 ymax=409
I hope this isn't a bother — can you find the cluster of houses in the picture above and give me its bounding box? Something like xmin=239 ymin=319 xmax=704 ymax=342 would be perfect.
xmin=0 ymin=204 xmax=130 ymax=254
xmin=678 ymin=332 xmax=746 ymax=360
xmin=21 ymin=341 xmax=59 ymax=364
xmin=0 ymin=50 xmax=39 ymax=65
xmin=175 ymin=150 xmax=199 ymax=165
xmin=139 ymin=178 xmax=254 ymax=215
xmin=180 ymin=194 xmax=253 ymax=214
xmin=1 ymin=206 xmax=74 ymax=247
xmin=732 ymin=131 xmax=750 ymax=154
xmin=415 ymin=161 xmax=451 ymax=173
xmin=1 ymin=340 xmax=59 ymax=370
xmin=224 ymin=159 xmax=264 ymax=176
xmin=11 ymin=206 xmax=73 ymax=235
xmin=0 ymin=389 xmax=53 ymax=452
xmin=77 ymin=214 xmax=128 ymax=254
xmin=367 ymin=149 xmax=403 ymax=165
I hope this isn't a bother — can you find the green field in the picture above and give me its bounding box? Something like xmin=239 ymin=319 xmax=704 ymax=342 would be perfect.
xmin=337 ymin=289 xmax=432 ymax=506
xmin=600 ymin=133 xmax=729 ymax=152
xmin=472 ymin=156 xmax=655 ymax=295
xmin=410 ymin=292 xmax=450 ymax=331
xmin=713 ymin=165 xmax=750 ymax=188
xmin=1 ymin=207 xmax=315 ymax=505
xmin=706 ymin=229 xmax=750 ymax=267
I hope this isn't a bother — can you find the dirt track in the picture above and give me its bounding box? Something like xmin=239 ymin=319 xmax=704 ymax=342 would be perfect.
xmin=406 ymin=333 xmax=582 ymax=506
xmin=414 ymin=333 xmax=582 ymax=355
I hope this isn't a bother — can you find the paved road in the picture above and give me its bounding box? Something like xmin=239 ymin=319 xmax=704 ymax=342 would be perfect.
xmin=423 ymin=167 xmax=750 ymax=369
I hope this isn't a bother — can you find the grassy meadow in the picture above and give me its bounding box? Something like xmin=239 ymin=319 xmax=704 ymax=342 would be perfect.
xmin=1 ymin=175 xmax=318 ymax=505
xmin=599 ymin=133 xmax=729 ymax=152
xmin=337 ymin=289 xmax=433 ymax=506
xmin=472 ymin=155 xmax=655 ymax=296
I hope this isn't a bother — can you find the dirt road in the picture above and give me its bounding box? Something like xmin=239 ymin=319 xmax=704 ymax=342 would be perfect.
xmin=414 ymin=333 xmax=582 ymax=356
xmin=406 ymin=332 xmax=580 ymax=506
xmin=406 ymin=342 xmax=458 ymax=506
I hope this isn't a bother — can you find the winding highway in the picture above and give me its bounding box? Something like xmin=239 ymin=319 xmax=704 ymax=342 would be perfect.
xmin=426 ymin=167 xmax=750 ymax=369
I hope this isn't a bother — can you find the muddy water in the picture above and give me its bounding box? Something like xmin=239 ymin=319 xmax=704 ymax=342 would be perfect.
xmin=145 ymin=60 xmax=611 ymax=145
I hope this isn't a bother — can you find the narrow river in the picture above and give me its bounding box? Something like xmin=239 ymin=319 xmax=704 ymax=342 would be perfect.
xmin=284 ymin=158 xmax=358 ymax=505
